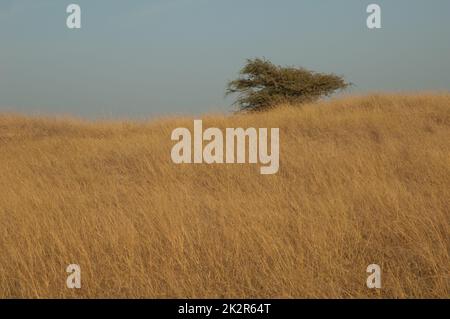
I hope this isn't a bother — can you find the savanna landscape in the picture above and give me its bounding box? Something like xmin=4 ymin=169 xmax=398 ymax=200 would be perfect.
xmin=1 ymin=93 xmax=449 ymax=298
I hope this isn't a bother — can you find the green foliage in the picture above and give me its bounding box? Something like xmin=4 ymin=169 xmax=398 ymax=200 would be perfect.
xmin=227 ymin=58 xmax=350 ymax=112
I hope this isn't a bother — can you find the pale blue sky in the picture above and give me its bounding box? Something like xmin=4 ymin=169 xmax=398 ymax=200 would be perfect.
xmin=1 ymin=0 xmax=449 ymax=118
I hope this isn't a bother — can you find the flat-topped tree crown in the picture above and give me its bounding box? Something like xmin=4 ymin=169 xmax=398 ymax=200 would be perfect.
xmin=227 ymin=58 xmax=350 ymax=112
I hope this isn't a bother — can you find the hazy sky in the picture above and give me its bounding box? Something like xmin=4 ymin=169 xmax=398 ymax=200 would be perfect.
xmin=1 ymin=0 xmax=449 ymax=118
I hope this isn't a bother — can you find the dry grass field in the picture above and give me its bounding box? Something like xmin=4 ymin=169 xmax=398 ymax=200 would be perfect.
xmin=0 ymin=93 xmax=449 ymax=298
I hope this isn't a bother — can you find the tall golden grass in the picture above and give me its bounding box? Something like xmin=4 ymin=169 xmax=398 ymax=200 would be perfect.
xmin=0 ymin=94 xmax=449 ymax=298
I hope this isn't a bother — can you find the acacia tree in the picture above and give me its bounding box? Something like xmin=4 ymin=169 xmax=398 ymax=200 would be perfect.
xmin=226 ymin=58 xmax=350 ymax=112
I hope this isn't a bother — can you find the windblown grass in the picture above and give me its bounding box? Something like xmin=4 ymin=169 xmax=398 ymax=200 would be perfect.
xmin=0 ymin=93 xmax=449 ymax=298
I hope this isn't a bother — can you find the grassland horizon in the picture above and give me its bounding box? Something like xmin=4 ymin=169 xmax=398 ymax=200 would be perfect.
xmin=0 ymin=93 xmax=449 ymax=298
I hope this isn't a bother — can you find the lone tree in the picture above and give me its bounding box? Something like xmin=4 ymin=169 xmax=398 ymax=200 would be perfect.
xmin=226 ymin=58 xmax=350 ymax=112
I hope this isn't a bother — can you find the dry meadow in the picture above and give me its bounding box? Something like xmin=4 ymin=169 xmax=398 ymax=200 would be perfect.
xmin=0 ymin=94 xmax=449 ymax=298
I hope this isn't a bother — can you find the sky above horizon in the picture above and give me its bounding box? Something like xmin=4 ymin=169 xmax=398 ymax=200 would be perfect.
xmin=1 ymin=0 xmax=449 ymax=118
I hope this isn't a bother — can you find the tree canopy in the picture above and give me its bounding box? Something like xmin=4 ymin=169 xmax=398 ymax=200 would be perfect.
xmin=227 ymin=58 xmax=350 ymax=112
